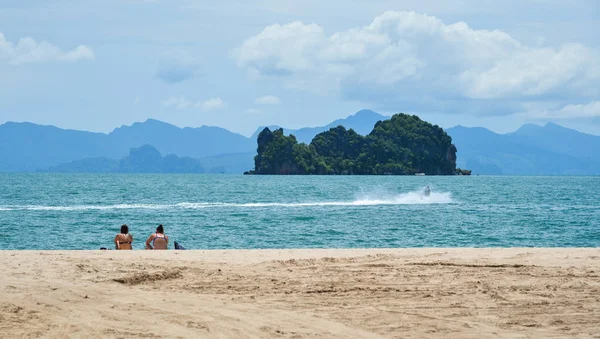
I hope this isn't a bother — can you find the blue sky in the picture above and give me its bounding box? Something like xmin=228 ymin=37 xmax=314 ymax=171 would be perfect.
xmin=1 ymin=0 xmax=598 ymax=136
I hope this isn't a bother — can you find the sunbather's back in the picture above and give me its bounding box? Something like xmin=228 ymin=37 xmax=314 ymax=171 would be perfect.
xmin=115 ymin=233 xmax=133 ymax=250
xmin=152 ymin=234 xmax=168 ymax=250
xmin=118 ymin=240 xmax=132 ymax=250
xmin=146 ymin=225 xmax=169 ymax=250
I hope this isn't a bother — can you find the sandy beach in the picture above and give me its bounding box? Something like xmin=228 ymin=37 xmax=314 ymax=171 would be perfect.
xmin=1 ymin=248 xmax=599 ymax=338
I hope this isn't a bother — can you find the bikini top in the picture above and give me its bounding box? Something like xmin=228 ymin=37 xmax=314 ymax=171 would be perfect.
xmin=152 ymin=233 xmax=167 ymax=245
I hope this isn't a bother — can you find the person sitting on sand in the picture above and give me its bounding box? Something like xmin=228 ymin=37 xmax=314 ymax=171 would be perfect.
xmin=114 ymin=224 xmax=133 ymax=250
xmin=145 ymin=224 xmax=168 ymax=250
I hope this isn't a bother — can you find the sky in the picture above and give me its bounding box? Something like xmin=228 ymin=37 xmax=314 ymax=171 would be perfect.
xmin=0 ymin=0 xmax=599 ymax=136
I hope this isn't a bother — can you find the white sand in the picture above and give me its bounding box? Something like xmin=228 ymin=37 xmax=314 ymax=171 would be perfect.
xmin=1 ymin=248 xmax=599 ymax=338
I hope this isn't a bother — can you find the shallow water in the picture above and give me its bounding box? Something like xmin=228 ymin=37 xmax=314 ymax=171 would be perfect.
xmin=0 ymin=174 xmax=598 ymax=249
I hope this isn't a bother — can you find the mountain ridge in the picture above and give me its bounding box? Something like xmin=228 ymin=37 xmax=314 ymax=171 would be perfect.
xmin=446 ymin=124 xmax=600 ymax=175
xmin=0 ymin=118 xmax=254 ymax=172
xmin=250 ymin=109 xmax=389 ymax=143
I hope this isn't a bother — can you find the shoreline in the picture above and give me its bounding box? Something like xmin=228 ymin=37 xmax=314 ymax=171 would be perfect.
xmin=2 ymin=248 xmax=599 ymax=338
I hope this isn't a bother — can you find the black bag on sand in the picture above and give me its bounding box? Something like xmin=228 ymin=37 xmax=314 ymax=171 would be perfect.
xmin=174 ymin=241 xmax=186 ymax=250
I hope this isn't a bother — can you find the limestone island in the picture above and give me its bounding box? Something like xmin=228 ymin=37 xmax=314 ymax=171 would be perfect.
xmin=245 ymin=113 xmax=471 ymax=175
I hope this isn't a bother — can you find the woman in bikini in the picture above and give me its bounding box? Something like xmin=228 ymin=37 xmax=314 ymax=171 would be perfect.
xmin=114 ymin=224 xmax=133 ymax=250
xmin=145 ymin=224 xmax=168 ymax=250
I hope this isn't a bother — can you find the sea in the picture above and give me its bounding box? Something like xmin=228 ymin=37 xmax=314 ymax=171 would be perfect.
xmin=0 ymin=174 xmax=598 ymax=250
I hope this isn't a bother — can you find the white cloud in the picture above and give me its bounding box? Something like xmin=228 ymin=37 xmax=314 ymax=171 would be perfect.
xmin=234 ymin=11 xmax=600 ymax=115
xmin=163 ymin=96 xmax=225 ymax=111
xmin=255 ymin=95 xmax=280 ymax=105
xmin=528 ymin=101 xmax=600 ymax=120
xmin=0 ymin=32 xmax=94 ymax=65
xmin=198 ymin=97 xmax=224 ymax=111
xmin=162 ymin=96 xmax=192 ymax=109
xmin=59 ymin=45 xmax=94 ymax=62
xmin=156 ymin=51 xmax=203 ymax=84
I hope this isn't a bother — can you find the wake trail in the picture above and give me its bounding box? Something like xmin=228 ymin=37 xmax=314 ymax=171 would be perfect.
xmin=0 ymin=189 xmax=453 ymax=211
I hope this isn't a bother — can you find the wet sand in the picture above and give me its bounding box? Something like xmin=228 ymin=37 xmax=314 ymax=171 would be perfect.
xmin=1 ymin=248 xmax=599 ymax=338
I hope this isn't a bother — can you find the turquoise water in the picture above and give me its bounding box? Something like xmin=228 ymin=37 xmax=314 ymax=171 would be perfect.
xmin=0 ymin=174 xmax=598 ymax=250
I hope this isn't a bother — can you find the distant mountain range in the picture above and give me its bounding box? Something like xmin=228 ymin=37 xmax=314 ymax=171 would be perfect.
xmin=0 ymin=119 xmax=253 ymax=172
xmin=45 ymin=145 xmax=205 ymax=173
xmin=1 ymin=109 xmax=599 ymax=175
xmin=447 ymin=123 xmax=600 ymax=175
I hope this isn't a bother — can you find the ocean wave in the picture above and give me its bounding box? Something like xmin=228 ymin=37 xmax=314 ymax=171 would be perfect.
xmin=0 ymin=204 xmax=174 ymax=211
xmin=0 ymin=190 xmax=452 ymax=211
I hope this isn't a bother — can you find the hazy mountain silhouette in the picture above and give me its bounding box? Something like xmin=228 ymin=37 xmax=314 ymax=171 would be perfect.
xmin=251 ymin=109 xmax=388 ymax=144
xmin=508 ymin=123 xmax=600 ymax=162
xmin=446 ymin=124 xmax=600 ymax=175
xmin=43 ymin=145 xmax=205 ymax=173
xmin=0 ymin=119 xmax=253 ymax=172
xmin=109 ymin=119 xmax=253 ymax=158
xmin=0 ymin=122 xmax=117 ymax=172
